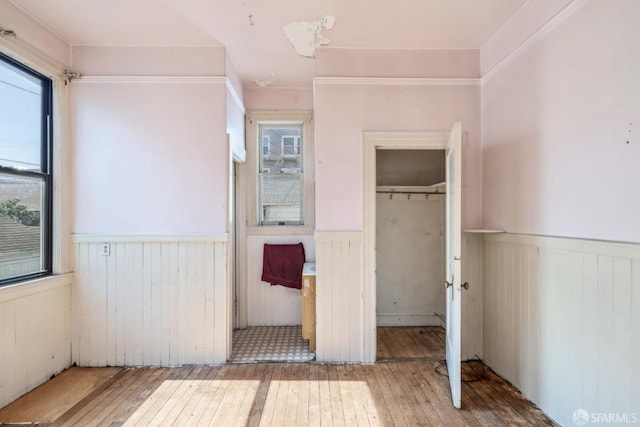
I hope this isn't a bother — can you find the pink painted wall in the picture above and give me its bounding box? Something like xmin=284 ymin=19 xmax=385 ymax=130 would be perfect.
xmin=314 ymin=83 xmax=482 ymax=231
xmin=73 ymin=82 xmax=229 ymax=233
xmin=244 ymin=87 xmax=313 ymax=111
xmin=482 ymin=0 xmax=640 ymax=243
xmin=316 ymin=49 xmax=480 ymax=78
xmin=481 ymin=0 xmax=572 ymax=75
xmin=71 ymin=46 xmax=226 ymax=76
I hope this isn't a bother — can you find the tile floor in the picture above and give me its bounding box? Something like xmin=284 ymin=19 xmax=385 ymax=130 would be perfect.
xmin=230 ymin=325 xmax=315 ymax=363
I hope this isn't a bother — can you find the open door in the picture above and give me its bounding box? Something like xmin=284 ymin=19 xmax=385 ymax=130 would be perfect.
xmin=445 ymin=122 xmax=462 ymax=408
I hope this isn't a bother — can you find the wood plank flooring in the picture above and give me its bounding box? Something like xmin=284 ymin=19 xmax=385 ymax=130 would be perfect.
xmin=376 ymin=327 xmax=445 ymax=361
xmin=0 ymin=367 xmax=122 ymax=424
xmin=0 ymin=327 xmax=557 ymax=426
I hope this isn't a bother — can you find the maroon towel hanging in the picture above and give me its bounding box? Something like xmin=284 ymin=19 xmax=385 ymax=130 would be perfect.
xmin=261 ymin=243 xmax=306 ymax=289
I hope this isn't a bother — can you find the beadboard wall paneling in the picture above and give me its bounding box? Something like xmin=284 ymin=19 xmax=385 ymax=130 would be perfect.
xmin=245 ymin=235 xmax=315 ymax=326
xmin=461 ymin=232 xmax=483 ymax=361
xmin=72 ymin=235 xmax=228 ymax=366
xmin=0 ymin=275 xmax=72 ymax=408
xmin=315 ymin=232 xmax=362 ymax=362
xmin=482 ymin=233 xmax=640 ymax=426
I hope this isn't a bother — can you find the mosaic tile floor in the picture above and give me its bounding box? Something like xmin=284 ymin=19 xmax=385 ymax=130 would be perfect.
xmin=230 ymin=326 xmax=315 ymax=363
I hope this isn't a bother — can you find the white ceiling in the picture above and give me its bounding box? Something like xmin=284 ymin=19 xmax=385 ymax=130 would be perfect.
xmin=9 ymin=0 xmax=526 ymax=87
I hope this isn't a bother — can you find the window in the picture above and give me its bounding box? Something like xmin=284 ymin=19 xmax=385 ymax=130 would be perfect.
xmin=0 ymin=52 xmax=53 ymax=285
xmin=258 ymin=123 xmax=304 ymax=225
xmin=281 ymin=136 xmax=300 ymax=159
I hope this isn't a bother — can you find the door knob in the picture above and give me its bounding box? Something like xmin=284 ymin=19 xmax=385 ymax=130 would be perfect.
xmin=461 ymin=282 xmax=469 ymax=290
xmin=444 ymin=281 xmax=453 ymax=289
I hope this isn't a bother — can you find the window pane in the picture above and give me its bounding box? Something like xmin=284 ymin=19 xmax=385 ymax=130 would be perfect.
xmin=0 ymin=173 xmax=45 ymax=281
xmin=259 ymin=173 xmax=302 ymax=224
xmin=258 ymin=123 xmax=304 ymax=225
xmin=0 ymin=58 xmax=44 ymax=171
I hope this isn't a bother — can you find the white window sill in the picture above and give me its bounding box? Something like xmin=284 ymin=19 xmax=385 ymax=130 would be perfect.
xmin=246 ymin=225 xmax=315 ymax=236
xmin=0 ymin=273 xmax=74 ymax=303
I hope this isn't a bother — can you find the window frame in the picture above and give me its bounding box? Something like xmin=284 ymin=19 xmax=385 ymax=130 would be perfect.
xmin=281 ymin=135 xmax=300 ymax=159
xmin=245 ymin=111 xmax=314 ymax=230
xmin=0 ymin=51 xmax=53 ymax=286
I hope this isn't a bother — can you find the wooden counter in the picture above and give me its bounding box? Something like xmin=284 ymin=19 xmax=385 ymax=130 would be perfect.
xmin=301 ymin=262 xmax=316 ymax=352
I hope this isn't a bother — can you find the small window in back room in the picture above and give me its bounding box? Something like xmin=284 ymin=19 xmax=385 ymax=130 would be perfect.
xmin=258 ymin=123 xmax=303 ymax=225
xmin=0 ymin=52 xmax=53 ymax=285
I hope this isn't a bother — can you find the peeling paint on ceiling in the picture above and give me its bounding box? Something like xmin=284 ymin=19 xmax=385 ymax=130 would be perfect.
xmin=284 ymin=15 xmax=335 ymax=58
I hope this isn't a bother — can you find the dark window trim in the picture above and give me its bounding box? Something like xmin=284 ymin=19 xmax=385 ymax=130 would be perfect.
xmin=0 ymin=51 xmax=53 ymax=286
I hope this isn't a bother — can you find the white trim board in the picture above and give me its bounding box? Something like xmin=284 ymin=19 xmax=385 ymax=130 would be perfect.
xmin=486 ymin=232 xmax=640 ymax=259
xmin=376 ymin=314 xmax=444 ymax=327
xmin=363 ymin=131 xmax=450 ymax=148
xmin=226 ymin=78 xmax=246 ymax=114
xmin=72 ymin=233 xmax=229 ymax=243
xmin=73 ymin=76 xmax=229 ymax=84
xmin=247 ymin=226 xmax=315 ymax=236
xmin=314 ymin=77 xmax=480 ymax=86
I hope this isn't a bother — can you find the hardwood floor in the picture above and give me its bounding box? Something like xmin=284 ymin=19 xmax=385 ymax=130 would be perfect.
xmin=0 ymin=327 xmax=557 ymax=426
xmin=376 ymin=327 xmax=445 ymax=361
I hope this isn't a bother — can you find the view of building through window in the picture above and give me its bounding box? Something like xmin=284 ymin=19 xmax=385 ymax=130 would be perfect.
xmin=258 ymin=123 xmax=303 ymax=225
xmin=0 ymin=53 xmax=51 ymax=284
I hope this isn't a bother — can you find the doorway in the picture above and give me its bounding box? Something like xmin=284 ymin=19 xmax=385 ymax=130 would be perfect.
xmin=362 ymin=126 xmax=464 ymax=407
xmin=375 ymin=149 xmax=446 ymax=329
xmin=362 ymin=131 xmax=450 ymax=363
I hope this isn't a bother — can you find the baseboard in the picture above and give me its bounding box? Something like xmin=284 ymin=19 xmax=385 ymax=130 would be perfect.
xmin=376 ymin=314 xmax=443 ymax=327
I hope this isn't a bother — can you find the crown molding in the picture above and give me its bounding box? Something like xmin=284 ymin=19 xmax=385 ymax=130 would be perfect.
xmin=72 ymin=75 xmax=228 ymax=84
xmin=313 ymin=77 xmax=480 ymax=86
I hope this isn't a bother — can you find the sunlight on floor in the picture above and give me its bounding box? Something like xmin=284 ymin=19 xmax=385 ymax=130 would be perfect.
xmin=122 ymin=376 xmax=379 ymax=425
xmin=123 ymin=378 xmax=261 ymax=425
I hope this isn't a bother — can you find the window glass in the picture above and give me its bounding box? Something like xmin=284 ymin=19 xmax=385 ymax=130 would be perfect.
xmin=0 ymin=59 xmax=44 ymax=172
xmin=0 ymin=174 xmax=45 ymax=280
xmin=0 ymin=53 xmax=51 ymax=285
xmin=258 ymin=124 xmax=303 ymax=225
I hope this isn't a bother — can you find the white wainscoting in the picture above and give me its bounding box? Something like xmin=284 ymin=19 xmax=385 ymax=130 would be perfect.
xmin=245 ymin=234 xmax=315 ymax=326
xmin=72 ymin=234 xmax=229 ymax=366
xmin=315 ymin=232 xmax=362 ymax=362
xmin=461 ymin=232 xmax=483 ymax=361
xmin=0 ymin=274 xmax=72 ymax=408
xmin=482 ymin=233 xmax=640 ymax=426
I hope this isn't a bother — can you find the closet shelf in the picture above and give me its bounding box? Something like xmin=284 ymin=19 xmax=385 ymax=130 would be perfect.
xmin=463 ymin=229 xmax=504 ymax=233
xmin=376 ymin=185 xmax=446 ymax=194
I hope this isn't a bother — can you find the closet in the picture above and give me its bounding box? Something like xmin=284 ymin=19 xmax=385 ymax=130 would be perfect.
xmin=376 ymin=149 xmax=446 ymax=327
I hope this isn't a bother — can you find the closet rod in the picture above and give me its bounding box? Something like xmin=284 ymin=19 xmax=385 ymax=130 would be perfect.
xmin=376 ymin=191 xmax=445 ymax=195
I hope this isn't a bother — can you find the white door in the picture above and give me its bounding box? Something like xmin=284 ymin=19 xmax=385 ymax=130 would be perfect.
xmin=445 ymin=122 xmax=462 ymax=408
